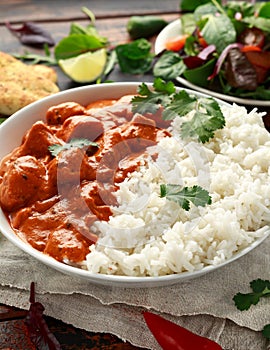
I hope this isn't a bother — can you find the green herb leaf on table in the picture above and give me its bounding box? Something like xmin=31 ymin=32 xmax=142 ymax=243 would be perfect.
xmin=48 ymin=138 xmax=99 ymax=157
xmin=54 ymin=7 xmax=107 ymax=61
xmin=262 ymin=324 xmax=270 ymax=340
xmin=54 ymin=34 xmax=106 ymax=61
xmin=115 ymin=38 xmax=153 ymax=74
xmin=233 ymin=279 xmax=270 ymax=311
xmin=160 ymin=184 xmax=212 ymax=211
xmin=13 ymin=44 xmax=57 ymax=65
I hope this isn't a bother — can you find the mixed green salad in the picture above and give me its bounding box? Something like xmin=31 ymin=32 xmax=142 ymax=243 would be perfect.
xmin=154 ymin=0 xmax=270 ymax=100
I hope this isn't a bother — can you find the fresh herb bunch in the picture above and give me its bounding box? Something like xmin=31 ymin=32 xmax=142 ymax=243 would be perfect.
xmin=155 ymin=0 xmax=270 ymax=100
xmin=233 ymin=279 xmax=270 ymax=339
xmin=132 ymin=78 xmax=225 ymax=143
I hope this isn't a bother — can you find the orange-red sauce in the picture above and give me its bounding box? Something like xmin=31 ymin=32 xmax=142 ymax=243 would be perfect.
xmin=0 ymin=95 xmax=170 ymax=265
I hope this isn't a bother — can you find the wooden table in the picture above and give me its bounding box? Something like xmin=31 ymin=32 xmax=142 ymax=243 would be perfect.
xmin=0 ymin=1 xmax=269 ymax=349
xmin=0 ymin=1 xmax=180 ymax=349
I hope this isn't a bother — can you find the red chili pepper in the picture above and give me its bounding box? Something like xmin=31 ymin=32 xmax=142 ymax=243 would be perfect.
xmin=143 ymin=311 xmax=223 ymax=350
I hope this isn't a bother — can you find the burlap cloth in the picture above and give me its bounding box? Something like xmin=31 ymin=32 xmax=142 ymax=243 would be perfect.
xmin=0 ymin=232 xmax=269 ymax=349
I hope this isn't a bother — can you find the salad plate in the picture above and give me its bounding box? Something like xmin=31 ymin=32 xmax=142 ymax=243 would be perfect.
xmin=155 ymin=19 xmax=270 ymax=107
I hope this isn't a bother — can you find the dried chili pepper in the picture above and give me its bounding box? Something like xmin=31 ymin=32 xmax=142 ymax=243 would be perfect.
xmin=25 ymin=282 xmax=62 ymax=350
xmin=143 ymin=311 xmax=223 ymax=350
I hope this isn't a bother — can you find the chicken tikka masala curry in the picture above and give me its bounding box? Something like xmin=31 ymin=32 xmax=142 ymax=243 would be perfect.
xmin=0 ymin=95 xmax=170 ymax=266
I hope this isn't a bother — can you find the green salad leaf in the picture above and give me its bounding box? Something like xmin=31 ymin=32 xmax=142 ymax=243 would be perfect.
xmin=201 ymin=13 xmax=236 ymax=53
xmin=153 ymin=51 xmax=186 ymax=81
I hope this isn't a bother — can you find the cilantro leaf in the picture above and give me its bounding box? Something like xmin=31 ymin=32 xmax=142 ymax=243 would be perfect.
xmin=162 ymin=90 xmax=197 ymax=120
xmin=233 ymin=292 xmax=261 ymax=311
xmin=181 ymin=97 xmax=225 ymax=143
xmin=132 ymin=78 xmax=225 ymax=143
xmin=131 ymin=78 xmax=175 ymax=114
xmin=262 ymin=324 xmax=270 ymax=339
xmin=160 ymin=184 xmax=212 ymax=211
xmin=48 ymin=138 xmax=98 ymax=157
xmin=233 ymin=279 xmax=270 ymax=311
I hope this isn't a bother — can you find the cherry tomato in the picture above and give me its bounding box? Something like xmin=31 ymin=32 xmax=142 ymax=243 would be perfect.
xmin=165 ymin=34 xmax=189 ymax=52
xmin=241 ymin=45 xmax=262 ymax=53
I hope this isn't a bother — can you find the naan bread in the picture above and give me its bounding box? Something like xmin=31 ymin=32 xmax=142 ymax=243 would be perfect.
xmin=0 ymin=51 xmax=59 ymax=115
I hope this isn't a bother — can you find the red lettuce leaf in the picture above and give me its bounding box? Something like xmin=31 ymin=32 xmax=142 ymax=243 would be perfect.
xmin=6 ymin=21 xmax=55 ymax=47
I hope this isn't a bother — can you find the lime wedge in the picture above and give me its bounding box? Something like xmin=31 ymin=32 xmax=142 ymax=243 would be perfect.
xmin=58 ymin=48 xmax=107 ymax=83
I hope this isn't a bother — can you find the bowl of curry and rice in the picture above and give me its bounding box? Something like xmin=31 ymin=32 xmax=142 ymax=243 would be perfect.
xmin=0 ymin=82 xmax=269 ymax=287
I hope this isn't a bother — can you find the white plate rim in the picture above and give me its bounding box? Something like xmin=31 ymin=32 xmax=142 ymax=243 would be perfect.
xmin=0 ymin=82 xmax=269 ymax=288
xmin=155 ymin=19 xmax=270 ymax=108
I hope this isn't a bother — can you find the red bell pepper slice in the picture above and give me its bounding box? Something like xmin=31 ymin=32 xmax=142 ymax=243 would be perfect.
xmin=143 ymin=311 xmax=223 ymax=350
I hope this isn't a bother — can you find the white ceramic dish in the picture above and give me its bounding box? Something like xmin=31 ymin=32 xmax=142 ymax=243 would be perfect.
xmin=0 ymin=83 xmax=269 ymax=287
xmin=155 ymin=19 xmax=270 ymax=108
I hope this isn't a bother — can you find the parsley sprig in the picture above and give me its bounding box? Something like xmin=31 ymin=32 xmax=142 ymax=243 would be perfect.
xmin=48 ymin=138 xmax=98 ymax=157
xmin=160 ymin=184 xmax=212 ymax=211
xmin=132 ymin=78 xmax=225 ymax=143
xmin=233 ymin=279 xmax=270 ymax=340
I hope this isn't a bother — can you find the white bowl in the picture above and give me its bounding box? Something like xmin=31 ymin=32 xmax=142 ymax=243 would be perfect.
xmin=0 ymin=83 xmax=269 ymax=287
xmin=155 ymin=19 xmax=270 ymax=107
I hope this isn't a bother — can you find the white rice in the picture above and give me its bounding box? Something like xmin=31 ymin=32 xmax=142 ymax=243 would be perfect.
xmin=86 ymin=104 xmax=270 ymax=276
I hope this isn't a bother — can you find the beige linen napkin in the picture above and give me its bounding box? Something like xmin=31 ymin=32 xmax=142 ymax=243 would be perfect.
xmin=0 ymin=233 xmax=269 ymax=349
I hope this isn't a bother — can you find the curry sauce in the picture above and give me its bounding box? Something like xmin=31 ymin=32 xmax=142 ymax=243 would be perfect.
xmin=0 ymin=95 xmax=170 ymax=265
